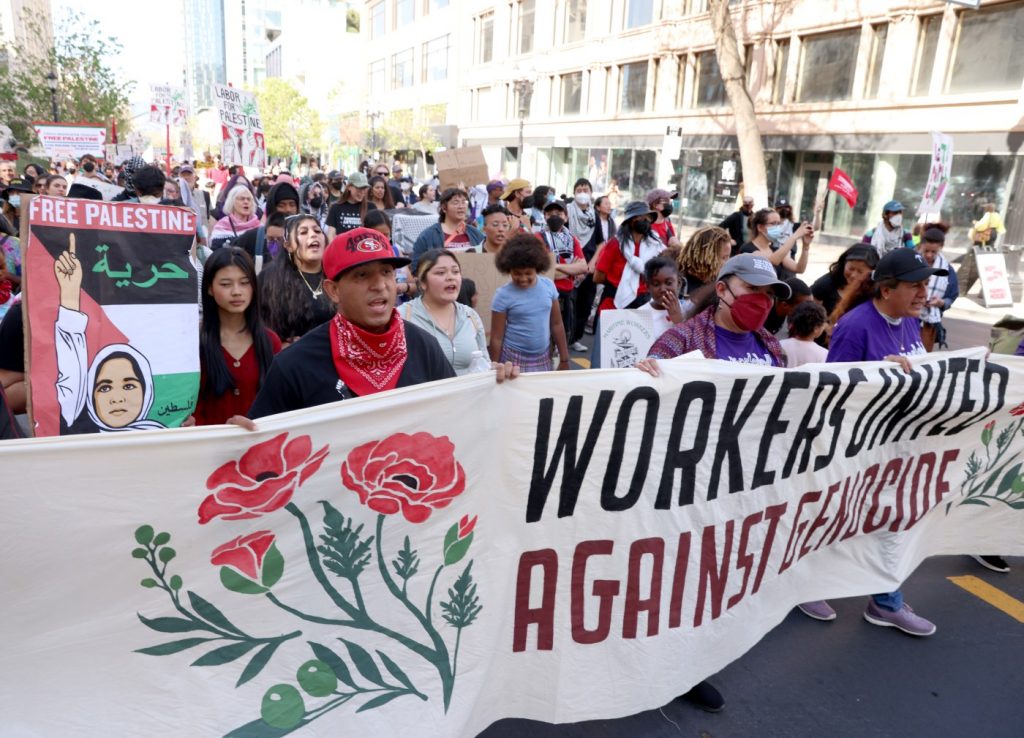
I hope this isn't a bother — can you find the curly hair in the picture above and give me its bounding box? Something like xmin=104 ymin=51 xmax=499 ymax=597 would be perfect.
xmin=677 ymin=226 xmax=730 ymax=285
xmin=787 ymin=300 xmax=828 ymax=340
xmin=495 ymin=232 xmax=552 ymax=274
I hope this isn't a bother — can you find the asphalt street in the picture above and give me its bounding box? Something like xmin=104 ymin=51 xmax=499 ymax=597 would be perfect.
xmin=481 ymin=555 xmax=1024 ymax=738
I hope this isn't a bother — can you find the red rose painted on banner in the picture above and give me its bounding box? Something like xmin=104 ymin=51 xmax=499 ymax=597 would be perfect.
xmin=210 ymin=530 xmax=284 ymax=593
xmin=1010 ymin=402 xmax=1024 ymax=417
xmin=340 ymin=432 xmax=466 ymax=523
xmin=199 ymin=433 xmax=330 ymax=524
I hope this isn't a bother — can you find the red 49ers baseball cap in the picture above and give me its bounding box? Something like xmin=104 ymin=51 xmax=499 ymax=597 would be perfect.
xmin=322 ymin=227 xmax=411 ymax=280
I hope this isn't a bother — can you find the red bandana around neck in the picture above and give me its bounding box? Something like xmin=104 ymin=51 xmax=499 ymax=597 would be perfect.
xmin=329 ymin=310 xmax=408 ymax=396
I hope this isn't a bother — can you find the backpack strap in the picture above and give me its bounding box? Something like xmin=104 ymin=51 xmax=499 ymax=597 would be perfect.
xmin=254 ymin=226 xmax=266 ymax=258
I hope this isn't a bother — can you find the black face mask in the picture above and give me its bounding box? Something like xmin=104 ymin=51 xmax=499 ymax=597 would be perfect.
xmin=310 ymin=196 xmax=324 ymax=208
xmin=660 ymin=204 xmax=673 ymax=218
xmin=82 ymin=161 xmax=96 ymax=173
xmin=545 ymin=216 xmax=565 ymax=232
xmin=631 ymin=218 xmax=651 ymax=235
xmin=521 ymin=195 xmax=535 ymax=210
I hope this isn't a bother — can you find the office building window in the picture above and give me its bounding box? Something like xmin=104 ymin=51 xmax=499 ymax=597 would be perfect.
xmin=565 ymin=0 xmax=586 ymax=43
xmin=368 ymin=59 xmax=384 ymax=96
xmin=422 ymin=103 xmax=446 ymax=126
xmin=429 ymin=0 xmax=450 ymax=9
xmin=911 ymin=15 xmax=941 ymax=96
xmin=743 ymin=43 xmax=755 ymax=88
xmin=392 ymin=48 xmax=413 ymax=89
xmin=620 ymin=61 xmax=648 ymax=112
xmin=797 ymin=28 xmax=860 ymax=102
xmin=519 ymin=0 xmax=535 ymax=55
xmin=694 ymin=50 xmax=727 ymax=107
xmin=423 ymin=35 xmax=449 ymax=82
xmin=771 ymin=40 xmax=789 ymax=104
xmin=947 ymin=2 xmax=1024 ymax=93
xmin=478 ymin=12 xmax=494 ymax=63
xmin=369 ymin=2 xmax=384 ymax=39
xmin=684 ymin=0 xmax=708 ymax=12
xmin=864 ymin=23 xmax=887 ymax=99
xmin=394 ymin=0 xmax=414 ymax=28
xmin=627 ymin=0 xmax=654 ymax=28
xmin=562 ymin=71 xmax=583 ymax=114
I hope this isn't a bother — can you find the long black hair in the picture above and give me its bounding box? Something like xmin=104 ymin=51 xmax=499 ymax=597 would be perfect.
xmin=826 ymin=244 xmax=880 ymax=289
xmin=200 ymin=247 xmax=274 ymax=398
xmin=259 ymin=214 xmax=334 ymax=341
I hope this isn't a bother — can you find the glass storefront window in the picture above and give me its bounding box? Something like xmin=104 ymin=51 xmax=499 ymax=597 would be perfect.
xmin=826 ymin=153 xmax=875 ymax=236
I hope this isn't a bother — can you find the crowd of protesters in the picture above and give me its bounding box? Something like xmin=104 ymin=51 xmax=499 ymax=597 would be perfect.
xmin=0 ymin=152 xmax=1020 ymax=711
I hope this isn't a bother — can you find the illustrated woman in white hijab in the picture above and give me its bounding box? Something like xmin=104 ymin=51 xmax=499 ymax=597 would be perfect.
xmin=53 ymin=235 xmax=164 ymax=434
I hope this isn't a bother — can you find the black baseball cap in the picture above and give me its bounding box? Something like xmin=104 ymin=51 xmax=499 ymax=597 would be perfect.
xmin=874 ymin=248 xmax=947 ymax=282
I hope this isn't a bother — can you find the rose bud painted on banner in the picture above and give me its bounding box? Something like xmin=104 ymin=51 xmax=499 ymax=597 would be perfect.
xmin=211 ymin=531 xmax=284 ymax=594
xmin=981 ymin=420 xmax=996 ymax=446
xmin=198 ymin=433 xmax=330 ymax=524
xmin=442 ymin=514 xmax=477 ymax=566
xmin=1010 ymin=402 xmax=1024 ymax=417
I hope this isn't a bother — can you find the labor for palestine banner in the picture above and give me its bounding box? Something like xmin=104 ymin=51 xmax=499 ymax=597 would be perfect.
xmin=23 ymin=196 xmax=199 ymax=436
xmin=1 ymin=349 xmax=1022 ymax=736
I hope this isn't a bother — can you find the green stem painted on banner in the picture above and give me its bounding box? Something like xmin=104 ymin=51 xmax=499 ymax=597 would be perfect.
xmin=374 ymin=514 xmax=455 ymax=711
xmin=265 ymin=592 xmax=356 ymax=627
xmin=425 ymin=565 xmax=443 ymax=622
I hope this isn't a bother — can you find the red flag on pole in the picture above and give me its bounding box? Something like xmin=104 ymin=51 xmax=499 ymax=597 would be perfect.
xmin=827 ymin=168 xmax=858 ymax=207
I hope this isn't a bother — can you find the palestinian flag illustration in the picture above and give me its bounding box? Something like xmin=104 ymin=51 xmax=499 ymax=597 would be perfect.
xmin=25 ymin=197 xmax=199 ymax=436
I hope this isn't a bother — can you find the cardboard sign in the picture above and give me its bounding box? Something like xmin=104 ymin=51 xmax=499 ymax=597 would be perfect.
xmin=597 ymin=309 xmax=659 ymax=367
xmin=22 ymin=196 xmax=199 ymax=436
xmin=975 ymin=249 xmax=1013 ymax=307
xmin=435 ymin=146 xmax=489 ymax=191
xmin=33 ymin=123 xmax=106 ymax=159
xmin=105 ymin=144 xmax=135 ymax=165
xmin=456 ymin=251 xmax=504 ymax=334
xmin=213 ymin=84 xmax=266 ymax=169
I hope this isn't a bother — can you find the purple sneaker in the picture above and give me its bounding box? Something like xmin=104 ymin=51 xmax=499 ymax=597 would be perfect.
xmin=863 ymin=599 xmax=936 ymax=636
xmin=797 ymin=600 xmax=837 ymax=621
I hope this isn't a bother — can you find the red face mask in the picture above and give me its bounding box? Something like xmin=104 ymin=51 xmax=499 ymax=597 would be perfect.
xmin=723 ymin=286 xmax=774 ymax=332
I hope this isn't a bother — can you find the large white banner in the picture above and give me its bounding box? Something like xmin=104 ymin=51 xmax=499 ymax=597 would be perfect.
xmin=214 ymin=84 xmax=266 ymax=170
xmin=33 ymin=123 xmax=106 ymax=159
xmin=2 ymin=349 xmax=1023 ymax=737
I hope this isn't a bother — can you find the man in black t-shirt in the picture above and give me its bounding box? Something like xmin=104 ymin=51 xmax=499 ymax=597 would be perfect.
xmin=246 ymin=228 xmax=518 ymax=421
xmin=719 ymin=196 xmax=754 ymax=255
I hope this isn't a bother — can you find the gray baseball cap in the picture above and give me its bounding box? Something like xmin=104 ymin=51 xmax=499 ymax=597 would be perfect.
xmin=718 ymin=253 xmax=792 ymax=299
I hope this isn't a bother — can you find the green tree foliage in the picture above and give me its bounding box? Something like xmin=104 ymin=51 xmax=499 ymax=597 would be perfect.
xmin=255 ymin=78 xmax=324 ymax=160
xmin=367 ymin=109 xmax=440 ymax=156
xmin=0 ymin=10 xmax=133 ymax=147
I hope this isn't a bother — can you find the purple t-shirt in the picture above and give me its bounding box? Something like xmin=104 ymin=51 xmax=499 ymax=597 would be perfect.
xmin=714 ymin=325 xmax=781 ymax=366
xmin=1016 ymin=336 xmax=1024 ymax=356
xmin=827 ymin=300 xmax=926 ymax=362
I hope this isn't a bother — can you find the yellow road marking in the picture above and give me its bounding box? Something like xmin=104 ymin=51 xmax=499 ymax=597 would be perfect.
xmin=948 ymin=575 xmax=1024 ymax=623
xmin=572 ymin=357 xmax=591 ymax=369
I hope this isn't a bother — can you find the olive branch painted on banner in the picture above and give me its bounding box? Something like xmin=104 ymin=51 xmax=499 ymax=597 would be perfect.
xmin=130 ymin=432 xmax=481 ymax=736
xmin=948 ymin=401 xmax=1024 ymax=512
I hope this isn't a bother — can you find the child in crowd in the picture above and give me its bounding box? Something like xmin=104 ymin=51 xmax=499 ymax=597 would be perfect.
xmin=638 ymin=256 xmax=687 ymax=338
xmin=780 ymin=300 xmax=829 ymax=367
xmin=490 ymin=233 xmax=570 ymax=372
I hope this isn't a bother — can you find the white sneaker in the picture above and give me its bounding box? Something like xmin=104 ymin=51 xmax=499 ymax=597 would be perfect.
xmin=570 ymin=341 xmax=587 ymax=352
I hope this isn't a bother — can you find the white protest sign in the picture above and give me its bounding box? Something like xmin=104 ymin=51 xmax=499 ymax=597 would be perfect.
xmin=213 ymin=84 xmax=266 ymax=170
xmin=70 ymin=176 xmax=125 ymax=200
xmin=919 ymin=132 xmax=953 ymax=215
xmin=598 ymin=308 xmax=660 ymax=367
xmin=33 ymin=123 xmax=106 ymax=159
xmin=149 ymin=84 xmax=188 ymax=127
xmin=975 ymin=249 xmax=1014 ymax=307
xmin=1 ymin=349 xmax=1023 ymax=736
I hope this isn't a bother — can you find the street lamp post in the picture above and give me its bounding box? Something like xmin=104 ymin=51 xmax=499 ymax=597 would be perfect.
xmin=367 ymin=109 xmax=382 ymax=161
xmin=513 ymin=78 xmax=533 ymax=178
xmin=46 ymin=71 xmax=59 ymax=122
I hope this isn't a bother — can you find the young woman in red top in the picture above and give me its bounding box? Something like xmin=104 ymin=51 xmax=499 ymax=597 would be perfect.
xmin=194 ymin=247 xmax=281 ymax=425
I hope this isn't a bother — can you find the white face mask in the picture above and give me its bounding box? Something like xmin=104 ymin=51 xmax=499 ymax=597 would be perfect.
xmin=889 ymin=214 xmax=903 ymax=227
xmin=574 ymin=192 xmax=591 ymax=206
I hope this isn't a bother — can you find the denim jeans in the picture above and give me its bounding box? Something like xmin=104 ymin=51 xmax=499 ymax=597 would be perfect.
xmin=872 ymin=590 xmax=903 ymax=611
